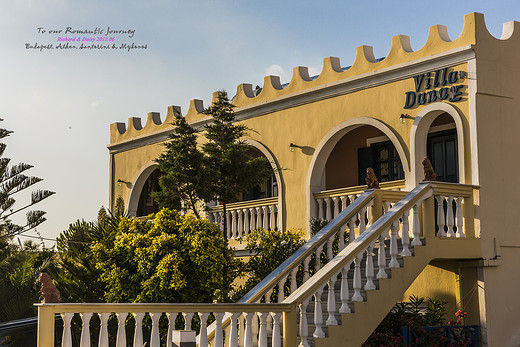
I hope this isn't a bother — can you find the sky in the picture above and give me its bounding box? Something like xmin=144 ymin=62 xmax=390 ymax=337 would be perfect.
xmin=1 ymin=0 xmax=519 ymax=246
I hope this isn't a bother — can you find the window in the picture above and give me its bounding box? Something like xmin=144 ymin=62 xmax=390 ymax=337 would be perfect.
xmin=427 ymin=129 xmax=458 ymax=183
xmin=358 ymin=141 xmax=404 ymax=185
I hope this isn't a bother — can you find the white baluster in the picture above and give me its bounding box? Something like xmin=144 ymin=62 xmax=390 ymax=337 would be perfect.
xmin=303 ymin=257 xmax=311 ymax=282
xmin=315 ymin=244 xmax=324 ymax=271
xmin=313 ymin=287 xmax=325 ymax=337
xmin=80 ymin=312 xmax=92 ymax=347
xmin=348 ymin=194 xmax=356 ymax=207
xmin=332 ymin=197 xmax=339 ymax=217
xmin=325 ymin=197 xmax=332 ymax=221
xmin=214 ymin=312 xmax=224 ymax=347
xmin=377 ymin=234 xmax=388 ymax=279
xmin=349 ymin=217 xmax=356 ymax=242
xmin=212 ymin=212 xmax=218 ymax=225
xmin=277 ymin=275 xmax=288 ymax=302
xmin=456 ymin=197 xmax=465 ymax=237
xmin=219 ymin=212 xmax=224 ymax=231
xmin=366 ymin=201 xmax=373 ymax=229
xmin=258 ymin=312 xmax=268 ymax=347
xmin=226 ymin=211 xmax=232 ymax=239
xmin=338 ymin=227 xmax=345 ymax=251
xmin=383 ymin=201 xmax=391 ymax=213
xmin=364 ymin=244 xmax=376 ymax=290
xmin=243 ymin=312 xmax=254 ymax=347
xmin=411 ymin=203 xmax=422 ymax=246
xmin=150 ymin=312 xmax=161 ymax=347
xmin=249 ymin=208 xmax=256 ymax=232
xmin=116 ymin=312 xmax=126 ymax=347
xmin=255 ymin=207 xmax=262 ymax=230
xmin=228 ymin=312 xmax=239 ymax=347
xmin=271 ymin=312 xmax=282 ymax=347
xmin=231 ymin=211 xmax=237 ymax=239
xmin=299 ymin=300 xmax=310 ymax=347
xmin=182 ymin=312 xmax=193 ymax=330
xmin=199 ymin=312 xmax=209 ymax=347
xmin=260 ymin=206 xmax=267 ymax=229
xmin=437 ymin=195 xmax=446 ymax=237
xmin=326 ymin=275 xmax=338 ymax=325
xmin=99 ymin=312 xmax=110 ymax=347
xmin=61 ymin=312 xmax=74 ymax=347
xmin=252 ymin=312 xmax=259 ymax=346
xmin=352 ymin=252 xmax=363 ymax=302
xmin=265 ymin=288 xmax=273 ymax=303
xmin=358 ymin=206 xmax=367 ymax=235
xmin=317 ymin=198 xmax=324 ymax=220
xmin=133 ymin=312 xmax=145 ymax=347
xmin=237 ymin=210 xmax=243 ymax=238
xmin=340 ymin=195 xmax=347 ymax=212
xmin=269 ymin=205 xmax=275 ymax=230
xmin=400 ymin=210 xmax=412 ymax=256
xmin=290 ymin=267 xmax=298 ymax=294
xmin=327 ymin=234 xmax=334 ymax=260
xmin=166 ymin=312 xmax=176 ymax=347
xmin=243 ymin=208 xmax=250 ymax=236
xmin=389 ymin=221 xmax=399 ymax=268
xmin=339 ymin=263 xmax=352 ymax=313
xmin=446 ymin=196 xmax=455 ymax=237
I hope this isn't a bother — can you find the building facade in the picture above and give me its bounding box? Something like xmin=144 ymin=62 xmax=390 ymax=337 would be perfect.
xmin=103 ymin=12 xmax=520 ymax=346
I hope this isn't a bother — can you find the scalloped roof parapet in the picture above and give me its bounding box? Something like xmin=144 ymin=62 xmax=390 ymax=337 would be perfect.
xmin=110 ymin=12 xmax=517 ymax=145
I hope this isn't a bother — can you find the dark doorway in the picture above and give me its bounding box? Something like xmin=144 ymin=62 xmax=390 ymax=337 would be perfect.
xmin=427 ymin=129 xmax=458 ymax=183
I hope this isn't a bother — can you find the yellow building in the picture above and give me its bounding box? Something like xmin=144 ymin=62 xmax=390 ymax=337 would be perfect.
xmin=37 ymin=12 xmax=520 ymax=347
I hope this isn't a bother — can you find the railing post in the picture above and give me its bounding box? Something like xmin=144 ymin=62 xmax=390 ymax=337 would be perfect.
xmin=283 ymin=305 xmax=298 ymax=347
xmin=370 ymin=190 xmax=383 ymax=225
xmin=37 ymin=305 xmax=55 ymax=347
xmin=421 ymin=195 xmax=436 ymax=239
xmin=463 ymin=193 xmax=475 ymax=238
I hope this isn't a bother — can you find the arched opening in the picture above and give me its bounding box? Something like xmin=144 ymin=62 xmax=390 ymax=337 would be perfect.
xmin=239 ymin=147 xmax=278 ymax=202
xmin=426 ymin=113 xmax=458 ymax=183
xmin=135 ymin=168 xmax=163 ymax=217
xmin=410 ymin=102 xmax=466 ymax=187
xmin=325 ymin=125 xmax=405 ymax=189
xmin=306 ymin=117 xmax=409 ymax=235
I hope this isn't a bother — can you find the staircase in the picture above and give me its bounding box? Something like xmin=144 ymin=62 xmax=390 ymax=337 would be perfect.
xmin=36 ymin=182 xmax=481 ymax=347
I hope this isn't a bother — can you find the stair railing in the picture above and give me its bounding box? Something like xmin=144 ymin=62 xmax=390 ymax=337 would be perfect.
xmin=284 ymin=182 xmax=436 ymax=346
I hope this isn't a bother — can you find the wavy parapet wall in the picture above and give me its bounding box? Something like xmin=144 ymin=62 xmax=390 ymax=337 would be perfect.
xmin=110 ymin=12 xmax=519 ymax=145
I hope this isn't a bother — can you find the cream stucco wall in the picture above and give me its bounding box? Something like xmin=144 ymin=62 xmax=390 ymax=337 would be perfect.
xmin=106 ymin=13 xmax=520 ymax=346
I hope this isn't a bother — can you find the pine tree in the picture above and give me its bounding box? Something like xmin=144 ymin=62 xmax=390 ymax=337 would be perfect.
xmin=0 ymin=119 xmax=55 ymax=239
xmin=154 ymin=115 xmax=207 ymax=218
xmin=202 ymin=91 xmax=272 ymax=240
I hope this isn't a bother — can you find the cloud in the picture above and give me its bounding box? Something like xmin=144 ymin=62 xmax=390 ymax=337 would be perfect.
xmin=91 ymin=100 xmax=102 ymax=108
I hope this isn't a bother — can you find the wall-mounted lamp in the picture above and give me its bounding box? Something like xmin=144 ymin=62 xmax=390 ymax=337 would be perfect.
xmin=289 ymin=143 xmax=302 ymax=152
xmin=117 ymin=179 xmax=130 ymax=187
xmin=399 ymin=114 xmax=415 ymax=124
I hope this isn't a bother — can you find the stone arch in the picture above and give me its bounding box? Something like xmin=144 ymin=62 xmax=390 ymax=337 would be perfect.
xmin=410 ymin=103 xmax=466 ymax=188
xmin=243 ymin=138 xmax=285 ymax=231
xmin=127 ymin=161 xmax=159 ymax=217
xmin=306 ymin=117 xmax=409 ymax=234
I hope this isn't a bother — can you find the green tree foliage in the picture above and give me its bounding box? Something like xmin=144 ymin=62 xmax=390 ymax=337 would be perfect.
xmin=0 ymin=121 xmax=55 ymax=238
xmin=0 ymin=119 xmax=55 ymax=322
xmin=154 ymin=116 xmax=206 ymax=218
xmin=91 ymin=209 xmax=240 ymax=303
xmin=234 ymin=228 xmax=305 ymax=300
xmin=53 ymin=220 xmax=105 ymax=302
xmin=0 ymin=239 xmax=53 ymax=322
xmin=202 ymin=92 xmax=272 ymax=230
xmin=154 ymin=91 xmax=272 ymax=236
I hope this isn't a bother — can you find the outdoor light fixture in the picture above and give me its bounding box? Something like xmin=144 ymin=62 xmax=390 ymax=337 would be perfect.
xmin=289 ymin=143 xmax=302 ymax=152
xmin=399 ymin=114 xmax=414 ymax=124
